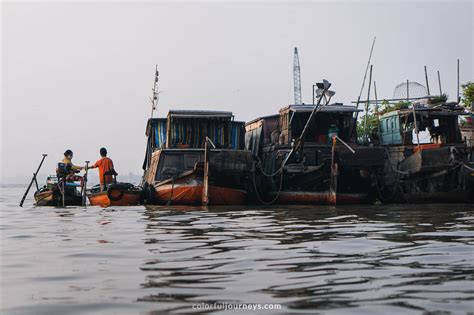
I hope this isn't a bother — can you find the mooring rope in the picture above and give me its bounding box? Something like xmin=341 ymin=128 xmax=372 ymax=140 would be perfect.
xmin=251 ymin=161 xmax=284 ymax=205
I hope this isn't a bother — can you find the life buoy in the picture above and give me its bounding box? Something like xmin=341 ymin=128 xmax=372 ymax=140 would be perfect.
xmin=107 ymin=184 xmax=124 ymax=201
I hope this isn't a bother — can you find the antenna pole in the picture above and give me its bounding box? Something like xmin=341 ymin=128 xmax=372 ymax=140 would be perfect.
xmin=457 ymin=59 xmax=460 ymax=103
xmin=437 ymin=70 xmax=442 ymax=96
xmin=424 ymin=66 xmax=430 ymax=95
xmin=150 ymin=65 xmax=159 ymax=119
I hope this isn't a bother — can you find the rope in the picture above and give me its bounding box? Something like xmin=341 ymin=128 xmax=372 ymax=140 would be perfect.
xmin=253 ymin=155 xmax=286 ymax=178
xmin=251 ymin=162 xmax=284 ymax=205
xmin=462 ymin=163 xmax=474 ymax=172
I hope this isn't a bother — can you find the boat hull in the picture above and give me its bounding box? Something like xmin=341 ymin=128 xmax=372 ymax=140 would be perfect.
xmin=34 ymin=190 xmax=83 ymax=207
xmin=150 ymin=182 xmax=247 ymax=205
xmin=270 ymin=191 xmax=369 ymax=205
xmin=87 ymin=191 xmax=142 ymax=207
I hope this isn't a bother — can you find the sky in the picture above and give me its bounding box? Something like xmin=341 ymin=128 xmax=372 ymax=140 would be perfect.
xmin=1 ymin=0 xmax=473 ymax=184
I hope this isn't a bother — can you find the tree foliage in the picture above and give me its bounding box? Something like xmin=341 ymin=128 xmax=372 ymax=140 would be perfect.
xmin=461 ymin=82 xmax=474 ymax=109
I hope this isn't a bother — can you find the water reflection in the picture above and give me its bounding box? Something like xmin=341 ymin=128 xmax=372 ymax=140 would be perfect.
xmin=139 ymin=204 xmax=474 ymax=314
xmin=1 ymin=187 xmax=473 ymax=315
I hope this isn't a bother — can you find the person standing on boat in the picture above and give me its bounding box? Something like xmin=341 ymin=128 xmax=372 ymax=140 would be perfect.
xmin=88 ymin=147 xmax=116 ymax=191
xmin=61 ymin=149 xmax=84 ymax=185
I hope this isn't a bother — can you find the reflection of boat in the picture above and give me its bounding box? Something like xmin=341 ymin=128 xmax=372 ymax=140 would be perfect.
xmin=377 ymin=101 xmax=474 ymax=203
xmin=87 ymin=183 xmax=142 ymax=207
xmin=246 ymin=102 xmax=385 ymax=205
xmin=142 ymin=110 xmax=252 ymax=205
xmin=34 ymin=175 xmax=83 ymax=207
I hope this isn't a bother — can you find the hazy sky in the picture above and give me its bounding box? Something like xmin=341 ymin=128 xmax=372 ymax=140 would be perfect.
xmin=1 ymin=0 xmax=473 ymax=183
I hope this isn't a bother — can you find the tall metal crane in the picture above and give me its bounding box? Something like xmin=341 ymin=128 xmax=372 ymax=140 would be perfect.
xmin=293 ymin=47 xmax=302 ymax=105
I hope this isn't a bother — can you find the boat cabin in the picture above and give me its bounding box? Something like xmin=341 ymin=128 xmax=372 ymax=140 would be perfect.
xmin=143 ymin=110 xmax=246 ymax=170
xmin=245 ymin=103 xmax=360 ymax=155
xmin=379 ymin=107 xmax=466 ymax=146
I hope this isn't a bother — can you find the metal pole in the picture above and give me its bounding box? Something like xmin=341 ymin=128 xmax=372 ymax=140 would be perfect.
xmin=82 ymin=161 xmax=90 ymax=207
xmin=406 ymin=80 xmax=409 ymax=101
xmin=364 ymin=65 xmax=373 ymax=144
xmin=329 ymin=135 xmax=338 ymax=205
xmin=437 ymin=70 xmax=442 ymax=95
xmin=202 ymin=138 xmax=211 ymax=206
xmin=424 ymin=66 xmax=430 ymax=95
xmin=62 ymin=178 xmax=65 ymax=208
xmin=282 ymin=81 xmax=331 ymax=167
xmin=19 ymin=154 xmax=47 ymax=207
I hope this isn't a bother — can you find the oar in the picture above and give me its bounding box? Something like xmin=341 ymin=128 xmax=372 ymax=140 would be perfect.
xmin=82 ymin=161 xmax=90 ymax=207
xmin=19 ymin=154 xmax=47 ymax=207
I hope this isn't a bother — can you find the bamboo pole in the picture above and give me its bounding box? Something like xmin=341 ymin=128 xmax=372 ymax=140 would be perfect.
xmin=409 ymin=79 xmax=421 ymax=150
xmin=374 ymin=81 xmax=381 ymax=142
xmin=437 ymin=70 xmax=442 ymax=95
xmin=364 ymin=65 xmax=373 ymax=143
xmin=457 ymin=59 xmax=460 ymax=103
xmin=424 ymin=66 xmax=430 ymax=95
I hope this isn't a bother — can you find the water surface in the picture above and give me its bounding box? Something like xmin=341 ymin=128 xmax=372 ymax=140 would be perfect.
xmin=1 ymin=186 xmax=473 ymax=314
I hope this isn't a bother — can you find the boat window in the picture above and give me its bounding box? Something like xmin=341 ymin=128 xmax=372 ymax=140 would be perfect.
xmin=156 ymin=152 xmax=204 ymax=181
xmin=290 ymin=112 xmax=353 ymax=143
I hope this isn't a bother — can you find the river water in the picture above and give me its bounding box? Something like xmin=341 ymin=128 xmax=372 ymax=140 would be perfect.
xmin=1 ymin=186 xmax=473 ymax=314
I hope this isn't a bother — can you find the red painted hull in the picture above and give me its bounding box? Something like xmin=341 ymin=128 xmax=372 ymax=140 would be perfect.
xmin=151 ymin=183 xmax=247 ymax=205
xmin=87 ymin=191 xmax=141 ymax=207
xmin=271 ymin=191 xmax=369 ymax=205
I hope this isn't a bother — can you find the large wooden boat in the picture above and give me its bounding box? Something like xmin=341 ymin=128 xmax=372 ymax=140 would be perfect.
xmin=376 ymin=102 xmax=474 ymax=203
xmin=246 ymin=100 xmax=386 ymax=205
xmin=34 ymin=175 xmax=83 ymax=207
xmin=142 ymin=110 xmax=252 ymax=206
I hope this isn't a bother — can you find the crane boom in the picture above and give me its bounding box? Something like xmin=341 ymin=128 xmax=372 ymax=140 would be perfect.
xmin=293 ymin=47 xmax=302 ymax=105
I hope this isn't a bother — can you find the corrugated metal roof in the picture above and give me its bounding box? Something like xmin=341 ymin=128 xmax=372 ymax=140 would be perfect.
xmin=168 ymin=110 xmax=233 ymax=119
xmin=283 ymin=104 xmax=361 ymax=113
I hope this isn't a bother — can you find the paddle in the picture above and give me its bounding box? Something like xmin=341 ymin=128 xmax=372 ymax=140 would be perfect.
xmin=19 ymin=154 xmax=47 ymax=207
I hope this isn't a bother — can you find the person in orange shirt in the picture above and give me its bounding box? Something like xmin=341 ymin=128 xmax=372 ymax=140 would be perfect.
xmin=88 ymin=147 xmax=116 ymax=191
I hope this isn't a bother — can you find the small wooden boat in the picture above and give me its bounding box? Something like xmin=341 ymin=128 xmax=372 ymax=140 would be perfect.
xmin=87 ymin=183 xmax=142 ymax=207
xmin=34 ymin=175 xmax=83 ymax=207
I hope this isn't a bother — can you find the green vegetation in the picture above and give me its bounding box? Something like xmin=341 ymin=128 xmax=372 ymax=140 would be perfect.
xmin=429 ymin=93 xmax=448 ymax=104
xmin=357 ymin=100 xmax=410 ymax=142
xmin=461 ymin=82 xmax=474 ymax=109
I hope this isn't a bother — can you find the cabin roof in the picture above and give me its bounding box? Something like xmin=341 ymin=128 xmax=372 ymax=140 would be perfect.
xmin=245 ymin=114 xmax=280 ymax=126
xmin=380 ymin=107 xmax=468 ymax=119
xmin=168 ymin=110 xmax=234 ymax=119
xmin=281 ymin=104 xmax=361 ymax=113
xmin=245 ymin=104 xmax=360 ymax=127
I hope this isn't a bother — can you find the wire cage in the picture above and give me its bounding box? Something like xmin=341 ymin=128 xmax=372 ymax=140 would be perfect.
xmin=393 ymin=81 xmax=427 ymax=99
